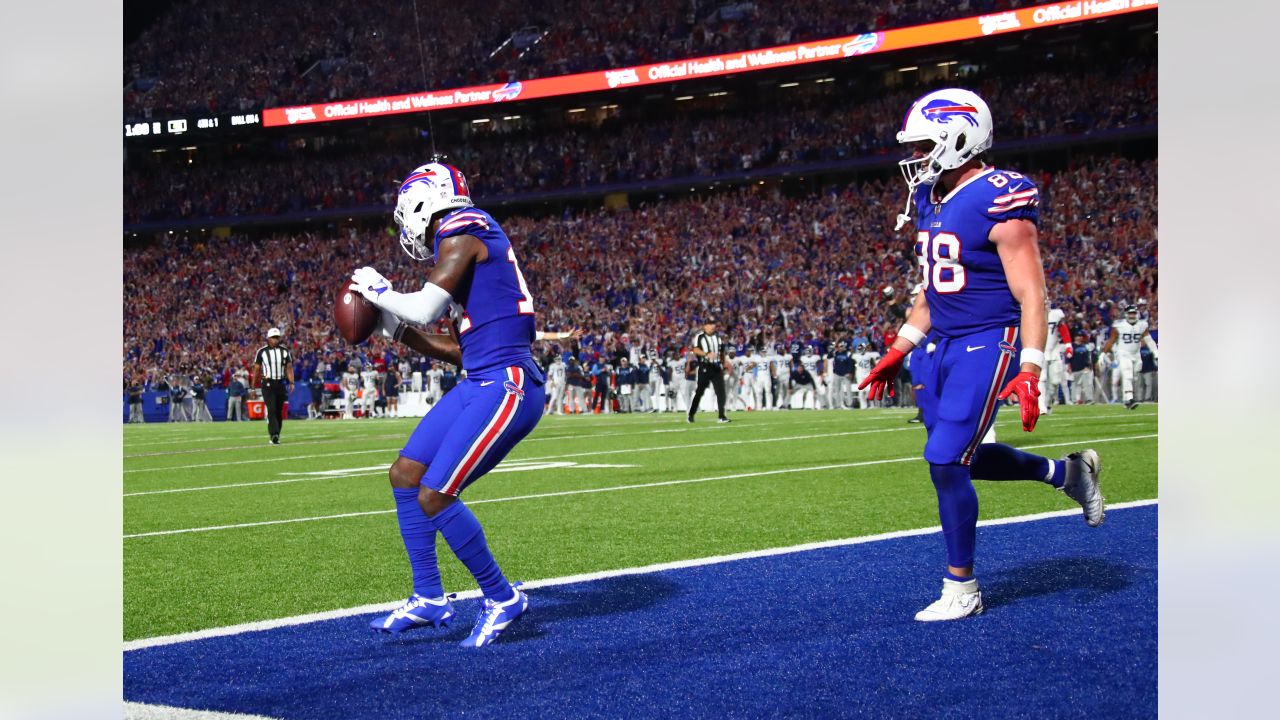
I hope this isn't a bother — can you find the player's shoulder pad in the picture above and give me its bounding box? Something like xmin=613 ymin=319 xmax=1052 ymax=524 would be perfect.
xmin=981 ymin=168 xmax=1040 ymax=222
xmin=434 ymin=208 xmax=493 ymax=242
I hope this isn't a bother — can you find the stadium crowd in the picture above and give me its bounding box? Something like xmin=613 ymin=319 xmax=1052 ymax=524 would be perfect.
xmin=126 ymin=0 xmax=1037 ymax=121
xmin=124 ymin=154 xmax=1157 ymax=401
xmin=125 ymin=60 xmax=1155 ymax=223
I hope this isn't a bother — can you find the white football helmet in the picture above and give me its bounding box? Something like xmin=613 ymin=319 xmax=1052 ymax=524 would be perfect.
xmin=893 ymin=88 xmax=994 ymax=230
xmin=393 ymin=162 xmax=474 ymax=261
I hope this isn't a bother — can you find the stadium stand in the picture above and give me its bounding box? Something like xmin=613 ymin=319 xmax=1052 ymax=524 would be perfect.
xmin=123 ymin=155 xmax=1156 ymax=396
xmin=125 ymin=0 xmax=1038 ymax=120
xmin=124 ymin=58 xmax=1155 ymax=224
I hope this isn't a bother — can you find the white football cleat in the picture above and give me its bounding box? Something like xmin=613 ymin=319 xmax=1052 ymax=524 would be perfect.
xmin=914 ymin=578 xmax=984 ymax=622
xmin=1061 ymin=449 xmax=1105 ymax=527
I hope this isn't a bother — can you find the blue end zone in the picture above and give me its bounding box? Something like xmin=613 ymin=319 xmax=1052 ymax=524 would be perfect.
xmin=125 ymin=505 xmax=1156 ymax=719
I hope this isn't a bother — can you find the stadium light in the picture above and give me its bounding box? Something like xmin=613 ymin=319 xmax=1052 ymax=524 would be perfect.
xmin=815 ymin=78 xmax=835 ymax=83
xmin=779 ymin=82 xmax=799 ymax=88
xmin=472 ymin=118 xmax=491 ymax=124
xmin=503 ymin=115 xmax=521 ymax=120
xmin=936 ymin=61 xmax=959 ymax=66
xmin=567 ymin=107 xmax=587 ymax=113
xmin=675 ymin=96 xmax=694 ymax=101
xmin=707 ymin=91 xmax=728 ymax=97
xmin=898 ymin=66 xmax=919 ymax=72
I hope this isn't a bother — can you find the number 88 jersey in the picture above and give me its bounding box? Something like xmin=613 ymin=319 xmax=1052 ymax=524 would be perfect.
xmin=912 ymin=166 xmax=1039 ymax=338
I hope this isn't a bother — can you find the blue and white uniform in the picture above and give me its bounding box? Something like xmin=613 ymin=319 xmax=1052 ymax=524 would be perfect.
xmin=911 ymin=166 xmax=1038 ymax=466
xmin=400 ymin=207 xmax=546 ymax=496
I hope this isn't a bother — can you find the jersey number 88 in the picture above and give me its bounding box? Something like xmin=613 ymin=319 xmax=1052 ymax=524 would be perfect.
xmin=915 ymin=231 xmax=966 ymax=293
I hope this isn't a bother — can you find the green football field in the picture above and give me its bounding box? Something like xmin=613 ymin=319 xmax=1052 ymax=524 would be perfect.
xmin=123 ymin=404 xmax=1157 ymax=641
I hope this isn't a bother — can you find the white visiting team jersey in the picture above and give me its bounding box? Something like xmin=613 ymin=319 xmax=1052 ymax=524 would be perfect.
xmin=770 ymin=353 xmax=789 ymax=377
xmin=428 ymin=368 xmax=443 ymax=389
xmin=342 ymin=371 xmax=359 ymax=390
xmin=548 ymin=360 xmax=566 ymax=383
xmin=361 ymin=369 xmax=378 ymax=389
xmin=800 ymin=353 xmax=821 ymax=375
xmin=751 ymin=354 xmax=771 ymax=378
xmin=1112 ymin=319 xmax=1149 ymax=356
xmin=853 ymin=351 xmax=880 ymax=375
xmin=1046 ymin=307 xmax=1066 ymax=354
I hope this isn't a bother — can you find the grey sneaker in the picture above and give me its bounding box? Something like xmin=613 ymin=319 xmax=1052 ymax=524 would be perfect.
xmin=1061 ymin=449 xmax=1104 ymax=527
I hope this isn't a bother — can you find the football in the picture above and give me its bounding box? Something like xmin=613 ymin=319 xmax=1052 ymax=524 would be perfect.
xmin=334 ymin=280 xmax=379 ymax=344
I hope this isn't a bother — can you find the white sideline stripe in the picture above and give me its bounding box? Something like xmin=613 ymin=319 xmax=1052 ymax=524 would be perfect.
xmin=124 ymin=435 xmax=394 ymax=458
xmin=123 ymin=434 xmax=1156 ymax=538
xmin=122 ymin=426 xmax=918 ymax=476
xmin=123 ymin=701 xmax=279 ymax=720
xmin=123 ymin=498 xmax=1158 ymax=652
xmin=121 ymin=411 xmax=1156 ymax=474
xmin=128 ymin=416 xmax=1149 ymax=500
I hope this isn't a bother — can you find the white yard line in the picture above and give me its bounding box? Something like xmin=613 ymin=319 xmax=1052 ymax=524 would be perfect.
xmin=123 ymin=434 xmax=1156 ymax=538
xmin=124 ymin=498 xmax=1158 ymax=651
xmin=122 ymin=426 xmax=917 ymax=476
xmin=123 ymin=702 xmax=279 ymax=720
xmin=123 ymin=425 xmax=924 ymax=493
xmin=122 ymin=412 xmax=1155 ymax=474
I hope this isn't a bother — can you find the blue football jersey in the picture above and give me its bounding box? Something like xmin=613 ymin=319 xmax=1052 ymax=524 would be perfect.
xmin=433 ymin=207 xmax=541 ymax=378
xmin=912 ymin=166 xmax=1039 ymax=338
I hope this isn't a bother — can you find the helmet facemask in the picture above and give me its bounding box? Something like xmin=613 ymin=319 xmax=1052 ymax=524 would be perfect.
xmin=394 ymin=196 xmax=433 ymax=262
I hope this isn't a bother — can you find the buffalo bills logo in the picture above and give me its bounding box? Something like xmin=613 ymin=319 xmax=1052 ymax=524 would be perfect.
xmin=493 ymin=82 xmax=523 ymax=102
xmin=921 ymin=98 xmax=980 ymax=127
xmin=400 ymin=168 xmax=438 ymax=193
xmin=998 ymin=341 xmax=1017 ymax=356
xmin=842 ymin=32 xmax=883 ymax=57
xmin=503 ymin=380 xmax=525 ymax=397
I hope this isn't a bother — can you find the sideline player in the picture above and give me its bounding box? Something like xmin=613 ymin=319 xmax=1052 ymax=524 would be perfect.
xmin=1101 ymin=304 xmax=1158 ymax=409
xmin=860 ymin=89 xmax=1104 ymax=621
xmin=1039 ymin=304 xmax=1071 ymax=415
xmin=545 ymin=352 xmax=567 ymax=414
xmin=350 ymin=162 xmax=542 ymax=647
xmin=852 ymin=342 xmax=880 ymax=409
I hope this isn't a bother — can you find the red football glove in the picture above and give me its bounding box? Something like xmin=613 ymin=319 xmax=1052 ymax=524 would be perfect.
xmin=997 ymin=371 xmax=1041 ymax=432
xmin=857 ymin=347 xmax=907 ymax=401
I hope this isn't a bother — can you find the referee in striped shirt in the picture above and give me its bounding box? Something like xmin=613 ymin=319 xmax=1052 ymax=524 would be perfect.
xmin=252 ymin=327 xmax=294 ymax=445
xmin=687 ymin=320 xmax=731 ymax=424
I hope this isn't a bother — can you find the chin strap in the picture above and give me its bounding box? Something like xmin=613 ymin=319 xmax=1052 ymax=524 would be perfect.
xmin=894 ymin=186 xmax=915 ymax=232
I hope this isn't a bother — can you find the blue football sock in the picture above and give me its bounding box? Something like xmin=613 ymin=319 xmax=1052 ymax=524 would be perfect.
xmin=929 ymin=462 xmax=978 ymax=570
xmin=971 ymin=443 xmax=1063 ymax=487
xmin=945 ymin=570 xmax=975 ymax=583
xmin=431 ymin=500 xmax=515 ymax=603
xmin=393 ymin=488 xmax=443 ymax=598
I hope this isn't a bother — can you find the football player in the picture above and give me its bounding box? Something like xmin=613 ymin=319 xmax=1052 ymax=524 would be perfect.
xmin=545 ymin=352 xmax=567 ymax=414
xmin=852 ymin=342 xmax=881 ymax=409
xmin=360 ymin=363 xmax=380 ymax=418
xmin=350 ymin=162 xmax=542 ymax=647
xmin=1039 ymin=304 xmax=1072 ymax=415
xmin=341 ymin=364 xmax=360 ymax=419
xmin=1101 ymin=304 xmax=1158 ymax=409
xmin=860 ymin=89 xmax=1104 ymax=621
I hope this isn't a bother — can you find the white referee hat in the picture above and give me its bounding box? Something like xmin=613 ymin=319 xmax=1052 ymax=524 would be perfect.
xmin=267 ymin=327 xmax=282 ymax=338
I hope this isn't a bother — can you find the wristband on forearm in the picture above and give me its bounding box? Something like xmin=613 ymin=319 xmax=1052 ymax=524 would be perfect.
xmin=896 ymin=324 xmax=927 ymax=348
xmin=1019 ymin=348 xmax=1045 ymax=368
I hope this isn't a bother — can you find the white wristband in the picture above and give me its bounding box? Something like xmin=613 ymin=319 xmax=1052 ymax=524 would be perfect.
xmin=896 ymin=324 xmax=927 ymax=348
xmin=1019 ymin=348 xmax=1045 ymax=368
